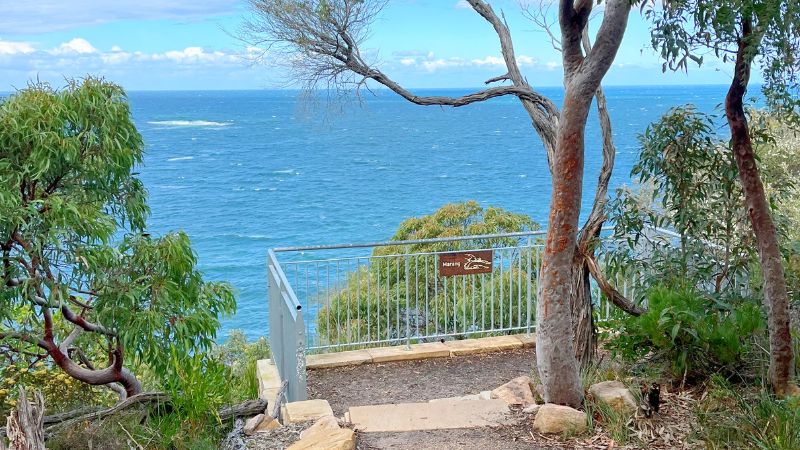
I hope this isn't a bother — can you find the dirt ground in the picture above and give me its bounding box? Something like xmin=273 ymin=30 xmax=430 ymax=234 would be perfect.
xmin=307 ymin=348 xmax=537 ymax=416
xmin=305 ymin=347 xmax=698 ymax=450
xmin=306 ymin=348 xmax=556 ymax=450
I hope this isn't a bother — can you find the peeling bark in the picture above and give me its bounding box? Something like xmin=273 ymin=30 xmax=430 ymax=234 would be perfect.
xmin=5 ymin=388 xmax=45 ymax=450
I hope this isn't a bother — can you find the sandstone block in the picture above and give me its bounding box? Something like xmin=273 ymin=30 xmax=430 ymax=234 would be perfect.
xmin=588 ymin=381 xmax=637 ymax=414
xmin=491 ymin=376 xmax=535 ymax=407
xmin=287 ymin=427 xmax=355 ymax=450
xmin=532 ymin=404 xmax=587 ymax=435
xmin=283 ymin=399 xmax=335 ymax=424
xmin=299 ymin=415 xmax=340 ymax=439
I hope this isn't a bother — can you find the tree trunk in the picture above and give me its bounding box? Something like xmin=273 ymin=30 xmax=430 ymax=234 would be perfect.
xmin=726 ymin=23 xmax=796 ymax=397
xmin=6 ymin=388 xmax=45 ymax=450
xmin=537 ymin=90 xmax=591 ymax=408
xmin=571 ymin=256 xmax=595 ymax=367
xmin=537 ymin=0 xmax=630 ymax=406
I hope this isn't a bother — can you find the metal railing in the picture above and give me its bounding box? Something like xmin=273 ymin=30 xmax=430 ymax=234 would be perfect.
xmin=267 ymin=226 xmax=753 ymax=400
xmin=270 ymin=231 xmax=629 ymax=354
xmin=267 ymin=249 xmax=307 ymax=402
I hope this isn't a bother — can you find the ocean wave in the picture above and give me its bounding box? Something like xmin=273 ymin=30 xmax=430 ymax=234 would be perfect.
xmin=167 ymin=156 xmax=194 ymax=161
xmin=148 ymin=120 xmax=232 ymax=127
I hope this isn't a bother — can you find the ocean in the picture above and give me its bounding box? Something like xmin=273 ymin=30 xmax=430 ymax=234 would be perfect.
xmin=130 ymin=85 xmax=733 ymax=340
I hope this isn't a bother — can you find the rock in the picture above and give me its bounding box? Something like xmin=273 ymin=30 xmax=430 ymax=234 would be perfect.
xmin=491 ymin=376 xmax=535 ymax=407
xmin=299 ymin=415 xmax=340 ymax=439
xmin=283 ymin=399 xmax=335 ymax=423
xmin=243 ymin=413 xmax=265 ymax=436
xmin=287 ymin=427 xmax=356 ymax=450
xmin=532 ymin=404 xmax=588 ymax=435
xmin=522 ymin=403 xmax=541 ymax=415
xmin=588 ymin=381 xmax=637 ymax=414
xmin=255 ymin=416 xmax=281 ymax=432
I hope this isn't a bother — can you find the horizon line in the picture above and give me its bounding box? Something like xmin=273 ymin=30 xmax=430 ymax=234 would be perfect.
xmin=0 ymin=82 xmax=743 ymax=95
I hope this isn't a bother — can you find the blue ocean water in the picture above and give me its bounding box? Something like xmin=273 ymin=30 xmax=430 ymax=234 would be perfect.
xmin=129 ymin=86 xmax=732 ymax=339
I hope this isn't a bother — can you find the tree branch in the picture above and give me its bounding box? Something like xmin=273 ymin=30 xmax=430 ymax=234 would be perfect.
xmin=559 ymin=0 xmax=592 ymax=76
xmin=0 ymin=332 xmax=49 ymax=351
xmin=467 ymin=0 xmax=560 ymax=168
xmin=584 ymin=254 xmax=646 ymax=316
xmin=485 ymin=73 xmax=511 ymax=84
xmin=576 ymin=0 xmax=631 ymax=92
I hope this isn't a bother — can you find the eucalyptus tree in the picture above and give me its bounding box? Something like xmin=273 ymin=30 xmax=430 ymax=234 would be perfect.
xmin=0 ymin=79 xmax=236 ymax=399
xmin=243 ymin=0 xmax=636 ymax=406
xmin=648 ymin=0 xmax=800 ymax=396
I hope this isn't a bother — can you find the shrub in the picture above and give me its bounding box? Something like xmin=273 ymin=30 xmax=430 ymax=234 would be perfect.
xmin=608 ymin=288 xmax=765 ymax=382
xmin=212 ymin=329 xmax=271 ymax=400
xmin=0 ymin=361 xmax=114 ymax=415
xmin=315 ymin=201 xmax=539 ymax=346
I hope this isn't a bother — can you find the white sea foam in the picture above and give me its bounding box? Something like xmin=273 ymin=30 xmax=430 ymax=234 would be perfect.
xmin=148 ymin=120 xmax=231 ymax=127
xmin=167 ymin=156 xmax=194 ymax=161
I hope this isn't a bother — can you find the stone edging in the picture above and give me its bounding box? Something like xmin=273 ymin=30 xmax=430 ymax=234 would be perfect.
xmin=306 ymin=333 xmax=535 ymax=369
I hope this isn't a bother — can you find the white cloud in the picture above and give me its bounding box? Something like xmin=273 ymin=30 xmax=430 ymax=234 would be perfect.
xmin=0 ymin=0 xmax=240 ymax=35
xmin=422 ymin=58 xmax=466 ymax=71
xmin=394 ymin=52 xmax=542 ymax=72
xmin=101 ymin=48 xmax=132 ymax=65
xmin=470 ymin=56 xmax=504 ymax=66
xmin=52 ymin=38 xmax=97 ymax=55
xmin=151 ymin=47 xmax=236 ymax=64
xmin=0 ymin=38 xmax=253 ymax=85
xmin=0 ymin=40 xmax=35 ymax=55
xmin=455 ymin=0 xmax=471 ymax=9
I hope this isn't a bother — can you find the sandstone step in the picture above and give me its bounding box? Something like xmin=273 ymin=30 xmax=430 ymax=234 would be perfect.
xmin=346 ymin=398 xmax=512 ymax=433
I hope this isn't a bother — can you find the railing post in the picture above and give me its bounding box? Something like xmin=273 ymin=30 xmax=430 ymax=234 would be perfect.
xmin=526 ymin=236 xmax=532 ymax=334
xmin=268 ymin=250 xmax=308 ymax=403
xmin=293 ymin=308 xmax=307 ymax=401
xmin=405 ymin=254 xmax=411 ymax=350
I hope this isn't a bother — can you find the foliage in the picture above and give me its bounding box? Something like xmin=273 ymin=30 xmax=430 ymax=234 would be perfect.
xmin=608 ymin=288 xmax=765 ymax=382
xmin=316 ymin=201 xmax=539 ymax=346
xmin=212 ymin=329 xmax=271 ymax=400
xmin=0 ymin=78 xmax=235 ymax=400
xmin=605 ymin=107 xmax=755 ymax=302
xmin=695 ymin=375 xmax=800 ymax=449
xmin=47 ymin=412 xmax=152 ymax=450
xmin=159 ymin=350 xmax=234 ymax=445
xmin=0 ymin=361 xmax=113 ymax=415
xmin=645 ymin=0 xmax=800 ymax=119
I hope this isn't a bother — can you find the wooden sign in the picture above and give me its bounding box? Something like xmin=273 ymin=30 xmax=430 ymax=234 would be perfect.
xmin=438 ymin=250 xmax=493 ymax=277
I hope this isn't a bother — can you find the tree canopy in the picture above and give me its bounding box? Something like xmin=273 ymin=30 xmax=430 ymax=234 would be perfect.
xmin=0 ymin=79 xmax=235 ymax=400
xmin=648 ymin=0 xmax=800 ymax=117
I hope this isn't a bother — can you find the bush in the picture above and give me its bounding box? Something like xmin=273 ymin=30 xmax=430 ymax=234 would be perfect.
xmin=212 ymin=329 xmax=271 ymax=400
xmin=0 ymin=362 xmax=114 ymax=415
xmin=608 ymin=288 xmax=765 ymax=382
xmin=315 ymin=201 xmax=539 ymax=346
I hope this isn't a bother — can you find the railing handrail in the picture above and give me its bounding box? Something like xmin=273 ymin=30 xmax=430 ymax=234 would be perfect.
xmin=268 ymin=249 xmax=303 ymax=312
xmin=272 ymin=230 xmax=547 ymax=253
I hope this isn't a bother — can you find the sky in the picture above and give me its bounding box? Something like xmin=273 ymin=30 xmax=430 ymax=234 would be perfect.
xmin=0 ymin=0 xmax=739 ymax=91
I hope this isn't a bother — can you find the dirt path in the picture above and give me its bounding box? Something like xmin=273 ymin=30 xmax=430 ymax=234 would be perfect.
xmin=307 ymin=348 xmax=556 ymax=450
xmin=307 ymin=348 xmax=536 ymax=416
